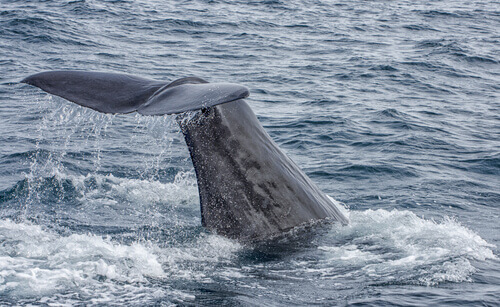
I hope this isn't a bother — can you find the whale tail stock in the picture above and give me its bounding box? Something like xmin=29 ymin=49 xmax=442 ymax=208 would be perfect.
xmin=21 ymin=70 xmax=249 ymax=115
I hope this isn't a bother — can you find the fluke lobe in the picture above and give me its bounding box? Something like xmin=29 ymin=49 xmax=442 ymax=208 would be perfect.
xmin=22 ymin=71 xmax=349 ymax=242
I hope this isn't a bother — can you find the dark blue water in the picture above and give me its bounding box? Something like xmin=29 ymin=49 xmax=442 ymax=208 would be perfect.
xmin=1 ymin=0 xmax=499 ymax=305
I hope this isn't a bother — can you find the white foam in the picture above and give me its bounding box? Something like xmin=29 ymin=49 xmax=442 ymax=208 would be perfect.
xmin=68 ymin=171 xmax=198 ymax=207
xmin=319 ymin=209 xmax=496 ymax=285
xmin=0 ymin=220 xmax=163 ymax=284
xmin=0 ymin=219 xmax=241 ymax=304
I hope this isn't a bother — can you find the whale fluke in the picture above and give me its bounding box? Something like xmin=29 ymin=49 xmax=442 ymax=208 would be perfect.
xmin=21 ymin=71 xmax=249 ymax=115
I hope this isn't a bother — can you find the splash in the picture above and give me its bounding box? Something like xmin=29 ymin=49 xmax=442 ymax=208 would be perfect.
xmin=0 ymin=219 xmax=166 ymax=303
xmin=318 ymin=209 xmax=496 ymax=286
xmin=0 ymin=219 xmax=241 ymax=305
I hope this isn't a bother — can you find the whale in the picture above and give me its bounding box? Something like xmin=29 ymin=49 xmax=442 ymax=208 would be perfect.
xmin=22 ymin=71 xmax=349 ymax=242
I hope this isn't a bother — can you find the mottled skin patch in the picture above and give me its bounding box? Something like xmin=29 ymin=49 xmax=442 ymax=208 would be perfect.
xmin=178 ymin=99 xmax=348 ymax=242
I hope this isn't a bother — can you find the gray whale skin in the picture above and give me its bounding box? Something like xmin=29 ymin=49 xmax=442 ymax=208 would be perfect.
xmin=22 ymin=71 xmax=349 ymax=242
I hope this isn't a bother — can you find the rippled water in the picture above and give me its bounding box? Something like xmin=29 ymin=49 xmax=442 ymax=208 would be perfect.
xmin=1 ymin=0 xmax=499 ymax=305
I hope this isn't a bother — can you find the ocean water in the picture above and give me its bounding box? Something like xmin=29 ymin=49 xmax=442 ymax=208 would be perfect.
xmin=0 ymin=0 xmax=499 ymax=305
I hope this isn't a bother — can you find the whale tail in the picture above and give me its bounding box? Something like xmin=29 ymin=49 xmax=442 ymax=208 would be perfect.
xmin=21 ymin=71 xmax=249 ymax=115
xmin=22 ymin=70 xmax=349 ymax=242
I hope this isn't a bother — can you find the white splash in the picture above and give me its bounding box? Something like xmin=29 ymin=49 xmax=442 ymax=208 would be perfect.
xmin=0 ymin=219 xmax=241 ymax=305
xmin=318 ymin=208 xmax=496 ymax=285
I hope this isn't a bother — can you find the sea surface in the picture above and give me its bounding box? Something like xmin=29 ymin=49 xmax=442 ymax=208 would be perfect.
xmin=0 ymin=0 xmax=499 ymax=305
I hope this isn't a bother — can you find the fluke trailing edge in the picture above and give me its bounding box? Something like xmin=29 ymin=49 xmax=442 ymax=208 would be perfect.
xmin=22 ymin=71 xmax=349 ymax=242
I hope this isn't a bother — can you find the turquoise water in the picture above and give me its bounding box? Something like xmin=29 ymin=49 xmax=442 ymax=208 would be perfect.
xmin=0 ymin=0 xmax=498 ymax=305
